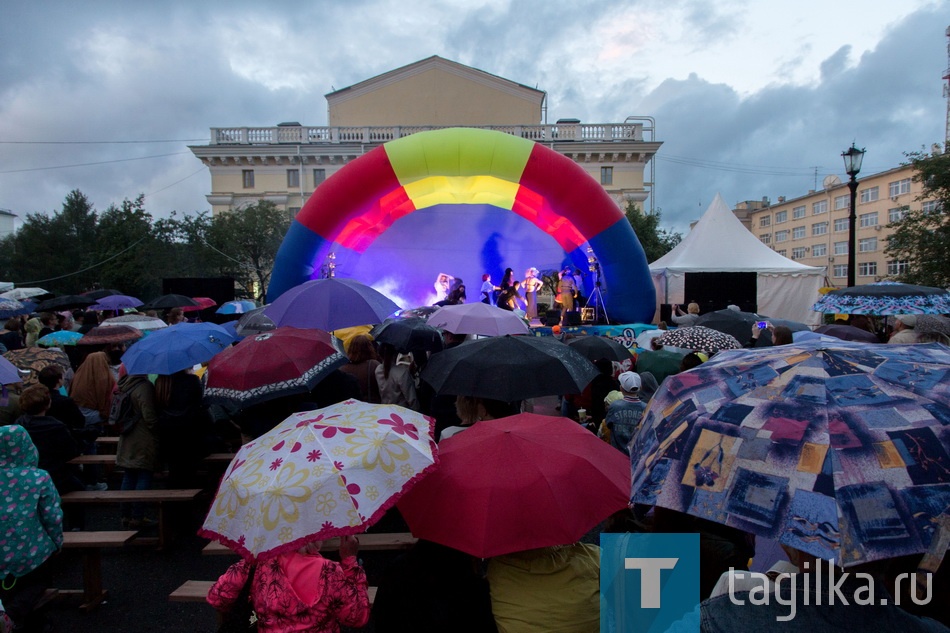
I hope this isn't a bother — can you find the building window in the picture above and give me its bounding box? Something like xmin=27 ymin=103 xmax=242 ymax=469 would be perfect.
xmin=760 ymin=216 xmax=771 ymax=227
xmin=600 ymin=166 xmax=613 ymax=185
xmin=834 ymin=241 xmax=849 ymax=255
xmin=288 ymin=206 xmax=301 ymax=220
xmin=887 ymin=260 xmax=909 ymax=275
xmin=812 ymin=243 xmax=827 ymax=257
xmin=775 ymin=210 xmax=787 ymax=224
xmin=888 ymin=178 xmax=911 ymax=197
xmin=287 ymin=169 xmax=300 ymax=187
xmin=834 ymin=195 xmax=849 ymax=210
xmin=859 ymin=212 xmax=878 ymax=228
xmin=313 ymin=168 xmax=326 ymax=187
xmin=792 ymin=205 xmax=806 ymax=219
xmin=792 ymin=226 xmax=806 ymax=240
xmin=792 ymin=247 xmax=807 ymax=259
xmin=775 ymin=230 xmax=789 ymax=242
xmin=813 ymin=200 xmax=828 ymax=215
xmin=242 ymin=170 xmax=254 ymax=189
xmin=777 ymin=250 xmax=787 ymax=257
xmin=812 ymin=221 xmax=828 ymax=236
xmin=833 ymin=218 xmax=849 ymax=232
xmin=833 ymin=264 xmax=847 ymax=278
xmin=922 ymin=200 xmax=942 ymax=213
xmin=859 ymin=186 xmax=879 ymax=203
xmin=859 ymin=262 xmax=878 ymax=277
xmin=888 ymin=207 xmax=905 ymax=223
xmin=858 ymin=237 xmax=877 ymax=252
xmin=760 ymin=234 xmax=771 ymax=245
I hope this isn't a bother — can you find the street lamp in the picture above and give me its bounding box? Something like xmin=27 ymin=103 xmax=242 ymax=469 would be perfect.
xmin=841 ymin=143 xmax=866 ymax=287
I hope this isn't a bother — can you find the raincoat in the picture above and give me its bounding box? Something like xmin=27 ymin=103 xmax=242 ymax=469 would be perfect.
xmin=207 ymin=552 xmax=370 ymax=633
xmin=115 ymin=374 xmax=160 ymax=472
xmin=0 ymin=425 xmax=63 ymax=578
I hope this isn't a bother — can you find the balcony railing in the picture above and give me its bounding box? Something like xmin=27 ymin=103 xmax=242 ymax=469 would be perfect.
xmin=208 ymin=123 xmax=646 ymax=145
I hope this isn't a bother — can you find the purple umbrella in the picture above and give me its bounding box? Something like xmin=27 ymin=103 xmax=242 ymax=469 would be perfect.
xmin=89 ymin=294 xmax=143 ymax=311
xmin=264 ymin=278 xmax=401 ymax=331
xmin=815 ymin=324 xmax=880 ymax=343
xmin=426 ymin=302 xmax=530 ymax=336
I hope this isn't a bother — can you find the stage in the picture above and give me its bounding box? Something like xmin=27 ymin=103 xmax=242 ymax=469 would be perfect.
xmin=528 ymin=322 xmax=656 ymax=350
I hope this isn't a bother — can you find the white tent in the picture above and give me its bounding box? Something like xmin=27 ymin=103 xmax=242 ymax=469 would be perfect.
xmin=649 ymin=193 xmax=826 ymax=326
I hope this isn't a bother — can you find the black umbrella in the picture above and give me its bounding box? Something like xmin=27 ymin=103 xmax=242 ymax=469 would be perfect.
xmin=34 ymin=294 xmax=96 ymax=312
xmin=142 ymin=294 xmax=201 ymax=310
xmin=654 ymin=326 xmax=742 ymax=354
xmin=81 ymin=288 xmax=123 ymax=300
xmin=421 ymin=335 xmax=598 ymax=401
xmin=695 ymin=309 xmax=808 ymax=346
xmin=370 ymin=317 xmax=443 ymax=353
xmin=565 ymin=335 xmax=632 ymax=362
xmin=814 ymin=324 xmax=880 ymax=343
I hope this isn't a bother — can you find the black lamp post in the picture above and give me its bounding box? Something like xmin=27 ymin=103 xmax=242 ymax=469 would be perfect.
xmin=842 ymin=144 xmax=866 ymax=287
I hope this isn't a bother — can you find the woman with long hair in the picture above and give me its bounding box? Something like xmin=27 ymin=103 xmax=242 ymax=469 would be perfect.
xmin=338 ymin=334 xmax=381 ymax=403
xmin=374 ymin=343 xmax=419 ymax=411
xmin=154 ymin=369 xmax=211 ymax=489
xmin=69 ymin=351 xmax=116 ymax=428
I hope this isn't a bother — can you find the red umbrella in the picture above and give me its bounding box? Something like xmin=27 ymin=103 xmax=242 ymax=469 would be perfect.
xmin=203 ymin=326 xmax=348 ymax=411
xmin=397 ymin=413 xmax=630 ymax=558
xmin=181 ymin=296 xmax=217 ymax=312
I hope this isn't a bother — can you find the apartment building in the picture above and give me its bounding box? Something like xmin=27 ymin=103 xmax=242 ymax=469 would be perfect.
xmin=742 ymin=164 xmax=937 ymax=287
xmin=189 ymin=56 xmax=660 ymax=217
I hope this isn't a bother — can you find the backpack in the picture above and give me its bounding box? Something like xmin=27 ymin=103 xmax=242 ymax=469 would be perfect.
xmin=108 ymin=387 xmax=137 ymax=435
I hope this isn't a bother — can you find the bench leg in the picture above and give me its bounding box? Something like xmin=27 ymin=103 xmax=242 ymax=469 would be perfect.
xmin=81 ymin=549 xmax=107 ymax=610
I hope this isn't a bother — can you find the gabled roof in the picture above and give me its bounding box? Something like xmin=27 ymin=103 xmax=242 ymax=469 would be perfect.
xmin=326 ymin=55 xmax=544 ymax=102
xmin=649 ymin=193 xmax=823 ymax=275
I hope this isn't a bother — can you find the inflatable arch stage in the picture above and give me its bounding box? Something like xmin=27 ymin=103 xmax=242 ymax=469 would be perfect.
xmin=267 ymin=127 xmax=656 ymax=324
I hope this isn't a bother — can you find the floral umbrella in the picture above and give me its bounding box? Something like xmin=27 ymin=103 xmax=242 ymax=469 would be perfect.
xmin=3 ymin=347 xmax=70 ymax=387
xmin=654 ymin=326 xmax=742 ymax=355
xmin=811 ymin=281 xmax=950 ymax=315
xmin=36 ymin=330 xmax=83 ymax=347
xmin=630 ymin=340 xmax=950 ymax=568
xmin=199 ymin=400 xmax=439 ymax=560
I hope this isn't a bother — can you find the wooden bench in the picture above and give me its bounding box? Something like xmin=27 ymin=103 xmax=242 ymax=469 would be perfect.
xmin=203 ymin=453 xmax=235 ymax=464
xmin=59 ymin=530 xmax=138 ymax=610
xmin=170 ymin=581 xmax=377 ymax=605
xmin=60 ymin=489 xmax=202 ymax=549
xmin=68 ymin=454 xmax=118 ymax=466
xmin=203 ymin=532 xmax=417 ymax=556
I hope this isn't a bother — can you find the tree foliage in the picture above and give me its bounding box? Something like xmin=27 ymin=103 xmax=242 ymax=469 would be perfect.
xmin=624 ymin=202 xmax=682 ymax=263
xmin=885 ymin=149 xmax=950 ymax=287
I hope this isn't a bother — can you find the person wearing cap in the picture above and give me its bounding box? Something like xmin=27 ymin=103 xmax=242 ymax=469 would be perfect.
xmin=671 ymin=302 xmax=700 ymax=326
xmin=889 ymin=314 xmax=919 ymax=344
xmin=604 ymin=371 xmax=647 ymax=456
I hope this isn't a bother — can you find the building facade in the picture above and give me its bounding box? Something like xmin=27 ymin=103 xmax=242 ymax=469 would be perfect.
xmin=740 ymin=164 xmax=937 ymax=287
xmin=189 ymin=56 xmax=660 ymax=217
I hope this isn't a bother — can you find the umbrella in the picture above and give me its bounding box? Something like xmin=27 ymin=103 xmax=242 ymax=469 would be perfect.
xmin=121 ymin=322 xmax=234 ymax=375
xmin=141 ymin=294 xmax=201 ymax=310
xmin=815 ymin=324 xmax=881 ymax=343
xmin=234 ymin=305 xmax=276 ymax=337
xmin=88 ymin=294 xmax=143 ymax=311
xmin=695 ymin=309 xmax=809 ymax=346
xmin=811 ymin=281 xmax=950 ymax=315
xmin=81 ymin=289 xmax=123 ymax=300
xmin=36 ymin=330 xmax=83 ymax=347
xmin=629 ymin=340 xmax=950 ymax=568
xmin=0 ymin=356 xmax=24 ymax=385
xmin=398 ymin=413 xmax=630 ymax=558
xmin=77 ymin=325 xmax=144 ymax=346
xmin=0 ymin=288 xmax=48 ymax=301
xmin=3 ymin=347 xmax=70 ymax=387
xmin=426 ymin=302 xmax=530 ymax=336
xmin=215 ymin=300 xmax=258 ymax=315
xmin=393 ymin=306 xmax=440 ymax=320
xmin=99 ymin=314 xmax=168 ymax=331
xmin=421 ymin=335 xmax=599 ymax=401
xmin=265 ymin=278 xmax=401 ymax=331
xmin=916 ymin=314 xmax=950 ymax=337
xmin=198 ymin=399 xmax=439 ymax=560
xmin=654 ymin=326 xmax=742 ymax=354
xmin=566 ymin=335 xmax=633 ymax=362
xmin=0 ymin=299 xmax=29 ymax=319
xmin=369 ymin=318 xmax=443 ymax=354
xmin=181 ymin=296 xmax=217 ymax=312
xmin=204 ymin=327 xmax=348 ymax=410
xmin=34 ymin=295 xmax=95 ymax=312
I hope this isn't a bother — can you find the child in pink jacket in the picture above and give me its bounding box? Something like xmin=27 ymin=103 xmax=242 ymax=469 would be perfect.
xmin=208 ymin=535 xmax=370 ymax=632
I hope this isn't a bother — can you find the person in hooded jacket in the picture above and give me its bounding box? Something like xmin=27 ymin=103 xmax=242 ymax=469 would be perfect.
xmin=207 ymin=535 xmax=370 ymax=633
xmin=114 ymin=367 xmax=160 ymax=528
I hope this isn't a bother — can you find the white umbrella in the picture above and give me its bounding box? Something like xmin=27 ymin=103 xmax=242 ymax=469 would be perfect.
xmin=100 ymin=314 xmax=168 ymax=331
xmin=427 ymin=303 xmax=529 ymax=336
xmin=0 ymin=287 xmax=48 ymax=301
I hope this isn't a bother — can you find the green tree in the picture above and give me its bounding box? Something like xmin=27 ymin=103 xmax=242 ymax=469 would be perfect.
xmin=624 ymin=202 xmax=682 ymax=263
xmin=92 ymin=195 xmax=166 ymax=298
xmin=885 ymin=148 xmax=950 ymax=287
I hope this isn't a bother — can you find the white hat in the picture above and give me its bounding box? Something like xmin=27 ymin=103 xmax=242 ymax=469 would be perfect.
xmin=619 ymin=371 xmax=641 ymax=392
xmin=896 ymin=314 xmax=917 ymax=328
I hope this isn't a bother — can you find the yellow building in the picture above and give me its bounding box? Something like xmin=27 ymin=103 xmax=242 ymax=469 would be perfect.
xmin=740 ymin=164 xmax=938 ymax=287
xmin=189 ymin=56 xmax=660 ymax=216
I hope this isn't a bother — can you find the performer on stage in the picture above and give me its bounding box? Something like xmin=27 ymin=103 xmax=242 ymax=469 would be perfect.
xmin=480 ymin=274 xmax=499 ymax=305
xmin=496 ymin=280 xmax=523 ymax=311
xmin=557 ymin=267 xmax=577 ymax=325
xmin=433 ymin=273 xmax=454 ymax=302
xmin=522 ymin=267 xmax=543 ymax=321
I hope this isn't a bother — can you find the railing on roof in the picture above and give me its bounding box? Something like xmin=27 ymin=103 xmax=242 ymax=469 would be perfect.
xmin=208 ymin=123 xmax=645 ymax=145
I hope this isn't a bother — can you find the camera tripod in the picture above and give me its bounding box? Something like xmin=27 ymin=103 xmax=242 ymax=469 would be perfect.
xmin=587 ymin=281 xmax=609 ymax=324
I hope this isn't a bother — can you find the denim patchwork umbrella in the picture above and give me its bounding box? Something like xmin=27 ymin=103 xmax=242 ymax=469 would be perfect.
xmin=630 ymin=339 xmax=950 ymax=567
xmin=121 ymin=322 xmax=234 ymax=375
xmin=811 ymin=281 xmax=950 ymax=315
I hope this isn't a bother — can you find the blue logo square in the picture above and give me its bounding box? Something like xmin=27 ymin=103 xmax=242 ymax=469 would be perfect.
xmin=601 ymin=533 xmax=700 ymax=633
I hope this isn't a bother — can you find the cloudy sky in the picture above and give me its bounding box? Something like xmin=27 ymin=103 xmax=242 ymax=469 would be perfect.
xmin=1 ymin=0 xmax=947 ymax=234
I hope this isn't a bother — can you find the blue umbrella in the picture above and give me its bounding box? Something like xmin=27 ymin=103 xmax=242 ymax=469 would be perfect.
xmin=265 ymin=278 xmax=401 ymax=330
xmin=0 ymin=356 xmax=24 ymax=385
xmin=36 ymin=330 xmax=83 ymax=347
xmin=0 ymin=299 xmax=29 ymax=319
xmin=812 ymin=281 xmax=950 ymax=315
xmin=215 ymin=300 xmax=258 ymax=315
xmin=121 ymin=322 xmax=235 ymax=375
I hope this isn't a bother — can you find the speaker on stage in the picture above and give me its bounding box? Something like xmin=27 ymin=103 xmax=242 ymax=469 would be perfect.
xmin=543 ymin=310 xmax=560 ymax=326
xmin=564 ymin=312 xmax=582 ymax=326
